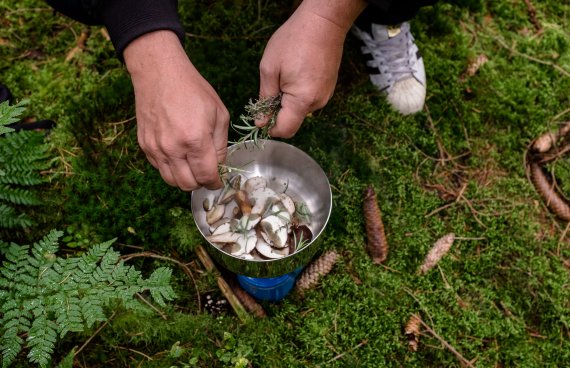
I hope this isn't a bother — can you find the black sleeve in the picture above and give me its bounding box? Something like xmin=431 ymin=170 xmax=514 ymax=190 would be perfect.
xmin=365 ymin=0 xmax=392 ymax=11
xmin=46 ymin=0 xmax=185 ymax=57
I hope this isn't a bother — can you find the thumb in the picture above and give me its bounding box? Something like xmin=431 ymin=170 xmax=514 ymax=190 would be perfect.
xmin=268 ymin=93 xmax=308 ymax=138
xmin=256 ymin=62 xmax=281 ymax=127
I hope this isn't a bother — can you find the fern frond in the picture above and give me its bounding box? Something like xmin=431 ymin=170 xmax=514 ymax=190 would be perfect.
xmin=0 ymin=100 xmax=29 ymax=136
xmin=145 ymin=267 xmax=176 ymax=307
xmin=26 ymin=315 xmax=57 ymax=367
xmin=0 ymin=185 xmax=41 ymax=205
xmin=0 ymin=231 xmax=175 ymax=367
xmin=0 ymin=102 xmax=51 ymax=229
xmin=55 ymin=349 xmax=75 ymax=368
xmin=0 ymin=204 xmax=32 ymax=229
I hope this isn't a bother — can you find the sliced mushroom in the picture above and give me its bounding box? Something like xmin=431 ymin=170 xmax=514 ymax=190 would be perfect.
xmin=256 ymin=238 xmax=289 ymax=259
xmin=203 ymin=193 xmax=217 ymax=211
xmin=278 ymin=193 xmax=296 ymax=216
xmin=250 ymin=187 xmax=278 ymax=215
xmin=211 ymin=221 xmax=231 ymax=236
xmin=260 ymin=214 xmax=289 ymax=248
xmin=237 ymin=214 xmax=261 ymax=231
xmin=233 ymin=230 xmax=257 ymax=255
xmin=218 ymin=187 xmax=237 ymax=204
xmin=209 ymin=217 xmax=230 ymax=234
xmin=206 ymin=231 xmax=241 ymax=244
xmin=234 ymin=190 xmax=252 ymax=214
xmin=206 ymin=203 xmax=225 ymax=225
xmin=244 ymin=176 xmax=266 ymax=193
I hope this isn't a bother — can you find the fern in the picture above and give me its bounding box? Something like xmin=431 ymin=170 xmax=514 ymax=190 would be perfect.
xmin=0 ymin=230 xmax=176 ymax=368
xmin=0 ymin=100 xmax=28 ymax=135
xmin=0 ymin=101 xmax=50 ymax=231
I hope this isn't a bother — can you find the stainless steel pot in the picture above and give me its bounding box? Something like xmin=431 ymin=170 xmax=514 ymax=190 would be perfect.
xmin=191 ymin=140 xmax=332 ymax=277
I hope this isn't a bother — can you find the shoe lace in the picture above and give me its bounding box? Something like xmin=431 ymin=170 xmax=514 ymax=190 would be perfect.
xmin=361 ymin=31 xmax=416 ymax=80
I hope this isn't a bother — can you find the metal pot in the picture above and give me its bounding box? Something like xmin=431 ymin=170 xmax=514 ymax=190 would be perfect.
xmin=191 ymin=140 xmax=332 ymax=278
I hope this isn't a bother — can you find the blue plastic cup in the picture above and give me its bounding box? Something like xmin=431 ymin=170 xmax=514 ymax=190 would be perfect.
xmin=237 ymin=267 xmax=304 ymax=302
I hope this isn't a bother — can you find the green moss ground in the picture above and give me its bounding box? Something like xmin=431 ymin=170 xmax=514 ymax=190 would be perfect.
xmin=1 ymin=0 xmax=569 ymax=367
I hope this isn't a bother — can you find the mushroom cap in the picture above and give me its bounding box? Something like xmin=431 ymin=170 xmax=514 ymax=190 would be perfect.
xmin=256 ymin=238 xmax=289 ymax=259
xmin=250 ymin=187 xmax=278 ymax=215
xmin=244 ymin=176 xmax=267 ymax=193
xmin=206 ymin=203 xmax=226 ymax=225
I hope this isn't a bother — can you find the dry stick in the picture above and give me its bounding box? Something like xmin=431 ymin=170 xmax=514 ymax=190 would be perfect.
xmin=195 ymin=245 xmax=250 ymax=323
xmin=114 ymin=346 xmax=153 ymax=361
xmin=416 ymin=317 xmax=475 ymax=368
xmin=551 ymin=107 xmax=570 ymax=123
xmin=493 ymin=37 xmax=570 ymax=79
xmin=323 ymin=340 xmax=368 ymax=365
xmin=136 ymin=293 xmax=167 ymax=320
xmin=537 ymin=142 xmax=570 ymax=164
xmin=74 ymin=311 xmax=117 ymax=357
xmin=121 ymin=251 xmax=201 ymax=312
xmin=523 ymin=0 xmax=542 ymax=32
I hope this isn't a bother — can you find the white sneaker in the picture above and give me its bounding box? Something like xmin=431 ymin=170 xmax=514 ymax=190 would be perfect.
xmin=352 ymin=22 xmax=426 ymax=115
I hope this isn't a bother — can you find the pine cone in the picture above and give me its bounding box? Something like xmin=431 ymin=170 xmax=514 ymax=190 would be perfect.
xmin=404 ymin=314 xmax=422 ymax=351
xmin=233 ymin=285 xmax=267 ymax=318
xmin=362 ymin=186 xmax=388 ymax=264
xmin=418 ymin=233 xmax=455 ymax=274
xmin=294 ymin=251 xmax=339 ymax=296
xmin=227 ymin=276 xmax=266 ymax=318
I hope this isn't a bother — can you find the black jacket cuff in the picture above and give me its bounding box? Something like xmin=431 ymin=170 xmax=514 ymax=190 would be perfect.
xmin=99 ymin=0 xmax=185 ymax=57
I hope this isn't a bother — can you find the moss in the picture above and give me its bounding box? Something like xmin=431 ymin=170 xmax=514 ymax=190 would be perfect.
xmin=1 ymin=0 xmax=569 ymax=367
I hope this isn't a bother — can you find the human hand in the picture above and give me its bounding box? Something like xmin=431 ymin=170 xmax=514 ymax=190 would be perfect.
xmin=124 ymin=31 xmax=229 ymax=191
xmin=257 ymin=0 xmax=366 ymax=137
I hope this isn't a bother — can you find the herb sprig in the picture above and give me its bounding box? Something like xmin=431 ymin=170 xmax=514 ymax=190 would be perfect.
xmin=231 ymin=94 xmax=282 ymax=146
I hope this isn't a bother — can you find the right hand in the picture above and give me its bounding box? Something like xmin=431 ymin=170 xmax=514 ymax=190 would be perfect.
xmin=124 ymin=30 xmax=229 ymax=191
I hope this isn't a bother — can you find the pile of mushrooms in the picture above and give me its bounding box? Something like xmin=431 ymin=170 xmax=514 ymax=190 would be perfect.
xmin=203 ymin=175 xmax=312 ymax=260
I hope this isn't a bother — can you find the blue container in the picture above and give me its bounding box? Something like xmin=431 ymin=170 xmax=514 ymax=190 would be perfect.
xmin=237 ymin=267 xmax=304 ymax=302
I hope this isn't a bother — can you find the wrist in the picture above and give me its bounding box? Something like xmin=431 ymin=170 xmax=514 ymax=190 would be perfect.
xmin=298 ymin=0 xmax=367 ymax=32
xmin=124 ymin=30 xmax=188 ymax=78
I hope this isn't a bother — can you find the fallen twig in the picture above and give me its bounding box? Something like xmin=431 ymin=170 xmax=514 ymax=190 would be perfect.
xmin=75 ymin=311 xmax=117 ymax=357
xmin=323 ymin=339 xmax=368 ymax=365
xmin=416 ymin=316 xmax=475 ymax=367
xmin=195 ymin=245 xmax=250 ymax=323
xmin=121 ymin=251 xmax=201 ymax=312
xmin=493 ymin=36 xmax=570 ymax=78
xmin=136 ymin=293 xmax=167 ymax=320
xmin=523 ymin=0 xmax=542 ymax=33
xmin=65 ymin=31 xmax=88 ymax=62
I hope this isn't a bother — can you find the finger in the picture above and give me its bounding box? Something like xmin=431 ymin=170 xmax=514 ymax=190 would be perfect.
xmin=268 ymin=94 xmax=309 ymax=138
xmin=169 ymin=158 xmax=199 ymax=191
xmin=186 ymin=136 xmax=223 ymax=190
xmin=145 ymin=153 xmax=159 ymax=169
xmin=156 ymin=160 xmax=177 ymax=187
xmin=213 ymin=107 xmax=230 ymax=164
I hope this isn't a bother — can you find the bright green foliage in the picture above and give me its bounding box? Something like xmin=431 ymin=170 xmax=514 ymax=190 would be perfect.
xmin=0 ymin=100 xmax=50 ymax=230
xmin=0 ymin=230 xmax=176 ymax=367
xmin=0 ymin=100 xmax=28 ymax=135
